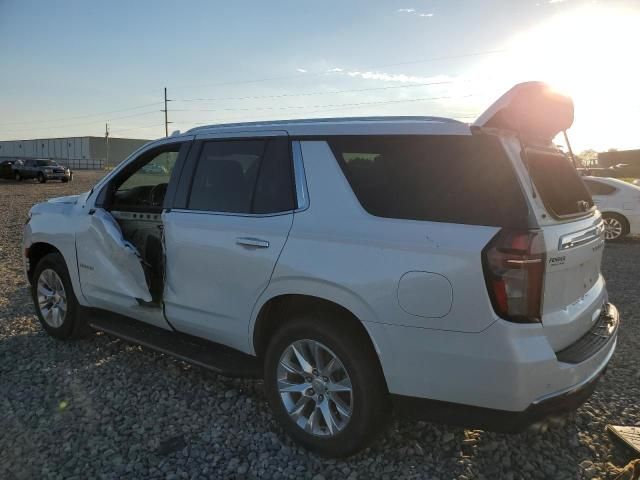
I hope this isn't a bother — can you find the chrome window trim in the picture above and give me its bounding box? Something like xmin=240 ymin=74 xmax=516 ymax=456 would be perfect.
xmin=292 ymin=140 xmax=309 ymax=212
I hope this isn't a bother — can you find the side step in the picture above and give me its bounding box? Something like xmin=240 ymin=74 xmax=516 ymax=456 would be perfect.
xmin=87 ymin=310 xmax=262 ymax=378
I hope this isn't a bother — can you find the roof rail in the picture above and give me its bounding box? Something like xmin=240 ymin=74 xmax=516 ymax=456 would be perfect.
xmin=186 ymin=116 xmax=465 ymax=134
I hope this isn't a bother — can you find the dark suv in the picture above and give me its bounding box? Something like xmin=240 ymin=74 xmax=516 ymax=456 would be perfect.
xmin=14 ymin=159 xmax=72 ymax=183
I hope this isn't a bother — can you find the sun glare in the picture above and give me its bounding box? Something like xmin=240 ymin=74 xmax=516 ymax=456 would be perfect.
xmin=473 ymin=4 xmax=640 ymax=150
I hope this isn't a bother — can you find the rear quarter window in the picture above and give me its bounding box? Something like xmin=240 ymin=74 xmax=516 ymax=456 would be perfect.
xmin=328 ymin=134 xmax=530 ymax=228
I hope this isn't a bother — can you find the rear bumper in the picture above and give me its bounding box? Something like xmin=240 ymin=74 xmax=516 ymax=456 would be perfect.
xmin=367 ymin=303 xmax=619 ymax=423
xmin=392 ymin=358 xmax=606 ymax=432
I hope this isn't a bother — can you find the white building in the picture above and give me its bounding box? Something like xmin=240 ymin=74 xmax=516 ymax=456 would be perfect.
xmin=0 ymin=136 xmax=150 ymax=169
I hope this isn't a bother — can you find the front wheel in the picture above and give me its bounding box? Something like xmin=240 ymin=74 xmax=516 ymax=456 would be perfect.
xmin=32 ymin=253 xmax=89 ymax=339
xmin=37 ymin=173 xmax=46 ymax=183
xmin=264 ymin=311 xmax=389 ymax=457
xmin=603 ymin=213 xmax=629 ymax=241
xmin=14 ymin=171 xmax=21 ymax=181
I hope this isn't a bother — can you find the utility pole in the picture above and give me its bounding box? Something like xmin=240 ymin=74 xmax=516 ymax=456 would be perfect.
xmin=105 ymin=123 xmax=110 ymax=170
xmin=162 ymin=87 xmax=170 ymax=137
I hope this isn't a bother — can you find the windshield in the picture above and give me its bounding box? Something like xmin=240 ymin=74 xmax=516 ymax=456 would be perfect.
xmin=36 ymin=160 xmax=57 ymax=166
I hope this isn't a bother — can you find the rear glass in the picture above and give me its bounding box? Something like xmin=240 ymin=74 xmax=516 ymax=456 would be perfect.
xmin=328 ymin=135 xmax=530 ymax=228
xmin=525 ymin=149 xmax=594 ymax=217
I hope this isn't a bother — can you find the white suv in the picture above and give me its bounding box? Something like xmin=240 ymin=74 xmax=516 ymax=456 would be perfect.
xmin=23 ymin=83 xmax=619 ymax=456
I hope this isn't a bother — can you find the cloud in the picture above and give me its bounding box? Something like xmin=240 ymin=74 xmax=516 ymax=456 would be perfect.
xmin=548 ymin=0 xmax=567 ymax=3
xmin=397 ymin=8 xmax=434 ymax=18
xmin=296 ymin=68 xmax=307 ymax=73
xmin=331 ymin=68 xmax=453 ymax=84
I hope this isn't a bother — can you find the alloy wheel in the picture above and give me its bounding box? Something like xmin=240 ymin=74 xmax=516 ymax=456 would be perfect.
xmin=604 ymin=217 xmax=623 ymax=240
xmin=277 ymin=339 xmax=353 ymax=437
xmin=37 ymin=269 xmax=67 ymax=328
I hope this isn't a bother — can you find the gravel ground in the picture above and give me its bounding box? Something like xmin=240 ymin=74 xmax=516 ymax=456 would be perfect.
xmin=1 ymin=171 xmax=639 ymax=480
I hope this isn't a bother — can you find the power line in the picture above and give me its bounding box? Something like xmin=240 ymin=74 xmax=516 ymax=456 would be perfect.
xmin=2 ymin=110 xmax=161 ymax=134
xmin=175 ymin=79 xmax=464 ymax=103
xmin=109 ymin=123 xmax=166 ymax=135
xmin=171 ymin=93 xmax=479 ymax=115
xmin=174 ymin=96 xmax=481 ymax=128
xmin=173 ymin=49 xmax=507 ymax=90
xmin=0 ymin=101 xmax=164 ymax=127
xmin=0 ymin=48 xmax=501 ymax=136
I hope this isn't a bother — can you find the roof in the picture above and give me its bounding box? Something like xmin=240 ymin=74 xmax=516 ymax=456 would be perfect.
xmin=185 ymin=116 xmax=471 ymax=137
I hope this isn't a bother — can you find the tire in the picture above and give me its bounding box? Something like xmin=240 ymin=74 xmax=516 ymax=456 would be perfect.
xmin=37 ymin=173 xmax=46 ymax=183
xmin=61 ymin=178 xmax=68 ymax=183
xmin=32 ymin=253 xmax=90 ymax=339
xmin=264 ymin=309 xmax=389 ymax=457
xmin=14 ymin=171 xmax=21 ymax=181
xmin=602 ymin=213 xmax=629 ymax=241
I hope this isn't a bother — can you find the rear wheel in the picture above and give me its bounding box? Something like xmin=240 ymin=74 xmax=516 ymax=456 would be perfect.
xmin=32 ymin=253 xmax=89 ymax=339
xmin=603 ymin=213 xmax=629 ymax=241
xmin=37 ymin=172 xmax=46 ymax=183
xmin=14 ymin=171 xmax=21 ymax=181
xmin=264 ymin=310 xmax=389 ymax=457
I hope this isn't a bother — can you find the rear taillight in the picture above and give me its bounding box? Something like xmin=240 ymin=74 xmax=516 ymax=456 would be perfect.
xmin=482 ymin=230 xmax=546 ymax=323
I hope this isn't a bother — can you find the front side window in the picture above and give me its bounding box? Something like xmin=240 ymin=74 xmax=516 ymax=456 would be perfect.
xmin=111 ymin=148 xmax=181 ymax=211
xmin=187 ymin=137 xmax=294 ymax=214
xmin=329 ymin=134 xmax=530 ymax=227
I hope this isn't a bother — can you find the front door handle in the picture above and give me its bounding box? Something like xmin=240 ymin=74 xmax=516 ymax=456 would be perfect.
xmin=236 ymin=237 xmax=270 ymax=248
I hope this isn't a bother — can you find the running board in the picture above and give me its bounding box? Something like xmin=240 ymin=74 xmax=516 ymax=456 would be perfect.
xmin=87 ymin=310 xmax=262 ymax=378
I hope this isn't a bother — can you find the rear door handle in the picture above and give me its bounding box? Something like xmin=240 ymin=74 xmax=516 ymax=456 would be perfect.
xmin=236 ymin=237 xmax=270 ymax=248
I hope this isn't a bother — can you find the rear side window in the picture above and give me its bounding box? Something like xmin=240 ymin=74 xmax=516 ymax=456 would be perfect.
xmin=328 ymin=135 xmax=529 ymax=228
xmin=525 ymin=149 xmax=594 ymax=217
xmin=188 ymin=137 xmax=294 ymax=214
xmin=583 ymin=179 xmax=616 ymax=196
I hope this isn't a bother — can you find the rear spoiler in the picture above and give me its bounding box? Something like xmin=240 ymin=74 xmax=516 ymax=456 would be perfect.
xmin=473 ymin=82 xmax=574 ymax=141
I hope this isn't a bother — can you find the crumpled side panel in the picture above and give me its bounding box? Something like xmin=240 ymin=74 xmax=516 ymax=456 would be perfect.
xmin=90 ymin=209 xmax=153 ymax=303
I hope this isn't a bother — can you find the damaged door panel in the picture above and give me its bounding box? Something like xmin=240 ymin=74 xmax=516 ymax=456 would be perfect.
xmin=110 ymin=210 xmax=165 ymax=303
xmin=76 ymin=208 xmax=153 ymax=308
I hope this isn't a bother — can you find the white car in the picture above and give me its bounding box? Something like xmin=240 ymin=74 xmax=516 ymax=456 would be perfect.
xmin=23 ymin=82 xmax=618 ymax=456
xmin=583 ymin=176 xmax=640 ymax=240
